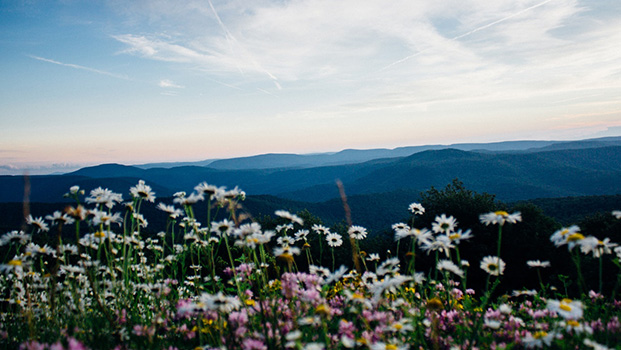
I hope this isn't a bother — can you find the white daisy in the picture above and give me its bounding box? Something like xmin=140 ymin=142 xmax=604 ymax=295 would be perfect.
xmin=348 ymin=225 xmax=367 ymax=240
xmin=479 ymin=211 xmax=522 ymax=226
xmin=526 ymin=260 xmax=551 ymax=268
xmin=431 ymin=214 xmax=457 ymax=234
xmin=408 ymin=202 xmax=425 ymax=215
xmin=436 ymin=259 xmax=464 ymax=278
xmin=480 ymin=256 xmax=506 ymax=276
xmin=326 ymin=233 xmax=343 ymax=247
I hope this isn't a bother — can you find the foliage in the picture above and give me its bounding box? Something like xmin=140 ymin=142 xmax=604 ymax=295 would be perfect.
xmin=0 ymin=181 xmax=620 ymax=349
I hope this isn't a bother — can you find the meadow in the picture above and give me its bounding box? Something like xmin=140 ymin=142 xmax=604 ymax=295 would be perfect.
xmin=1 ymin=180 xmax=620 ymax=349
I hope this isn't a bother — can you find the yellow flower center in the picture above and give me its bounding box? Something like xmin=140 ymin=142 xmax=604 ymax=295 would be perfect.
xmin=315 ymin=304 xmax=330 ymax=316
xmin=245 ymin=299 xmax=255 ymax=306
xmin=95 ymin=231 xmax=106 ymax=238
xmin=495 ymin=211 xmax=509 ymax=216
xmin=567 ymin=233 xmax=584 ymax=242
xmin=426 ymin=297 xmax=443 ymax=311
xmin=449 ymin=234 xmax=460 ymax=240
xmin=8 ymin=260 xmax=22 ymax=266
xmin=277 ymin=253 xmax=294 ymax=264
xmin=394 ymin=323 xmax=403 ymax=330
xmin=567 ymin=320 xmax=580 ymax=327
xmin=386 ymin=345 xmax=398 ymax=350
xmin=559 ymin=304 xmax=572 ymax=312
xmin=533 ymin=331 xmax=548 ymax=339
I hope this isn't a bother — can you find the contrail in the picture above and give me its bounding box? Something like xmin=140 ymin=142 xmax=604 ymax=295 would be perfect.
xmin=207 ymin=0 xmax=281 ymax=90
xmin=381 ymin=0 xmax=556 ymax=71
xmin=257 ymin=88 xmax=279 ymax=97
xmin=28 ymin=55 xmax=130 ymax=80
xmin=452 ymin=0 xmax=555 ymax=40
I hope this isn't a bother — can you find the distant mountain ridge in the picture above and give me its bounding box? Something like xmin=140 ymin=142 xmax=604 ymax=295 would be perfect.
xmin=0 ymin=137 xmax=619 ymax=204
xmin=135 ymin=136 xmax=621 ymax=170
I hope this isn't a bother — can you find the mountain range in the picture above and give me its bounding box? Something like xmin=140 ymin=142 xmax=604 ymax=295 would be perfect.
xmin=1 ymin=136 xmax=620 ymax=204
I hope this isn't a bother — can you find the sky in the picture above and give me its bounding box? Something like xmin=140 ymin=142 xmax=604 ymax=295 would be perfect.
xmin=1 ymin=0 xmax=621 ymax=175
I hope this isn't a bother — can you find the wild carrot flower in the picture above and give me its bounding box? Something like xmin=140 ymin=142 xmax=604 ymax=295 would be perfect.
xmin=480 ymin=256 xmax=505 ymax=276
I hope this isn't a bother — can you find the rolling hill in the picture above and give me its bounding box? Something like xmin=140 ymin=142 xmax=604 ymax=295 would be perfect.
xmin=0 ymin=142 xmax=619 ymax=204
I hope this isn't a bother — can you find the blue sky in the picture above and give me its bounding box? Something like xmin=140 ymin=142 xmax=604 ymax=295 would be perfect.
xmin=1 ymin=0 xmax=621 ymax=174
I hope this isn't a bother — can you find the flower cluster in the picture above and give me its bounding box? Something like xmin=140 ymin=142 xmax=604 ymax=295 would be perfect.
xmin=0 ymin=182 xmax=619 ymax=350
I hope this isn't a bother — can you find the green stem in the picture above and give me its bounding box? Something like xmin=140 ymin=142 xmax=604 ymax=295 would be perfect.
xmin=496 ymin=225 xmax=503 ymax=260
xmin=599 ymin=255 xmax=603 ymax=293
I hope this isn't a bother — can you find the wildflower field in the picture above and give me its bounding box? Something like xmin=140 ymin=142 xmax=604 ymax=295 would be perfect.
xmin=1 ymin=180 xmax=621 ymax=350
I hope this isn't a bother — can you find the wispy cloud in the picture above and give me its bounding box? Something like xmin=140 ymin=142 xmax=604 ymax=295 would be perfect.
xmin=87 ymin=1 xmax=621 ymax=143
xmin=159 ymin=79 xmax=184 ymax=88
xmin=28 ymin=55 xmax=130 ymax=80
xmin=381 ymin=0 xmax=557 ymax=71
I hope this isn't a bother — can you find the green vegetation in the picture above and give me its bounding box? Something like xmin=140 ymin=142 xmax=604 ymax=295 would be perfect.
xmin=1 ymin=180 xmax=620 ymax=349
